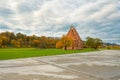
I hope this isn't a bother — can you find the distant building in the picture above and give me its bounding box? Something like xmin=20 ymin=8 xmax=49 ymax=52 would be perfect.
xmin=66 ymin=26 xmax=83 ymax=50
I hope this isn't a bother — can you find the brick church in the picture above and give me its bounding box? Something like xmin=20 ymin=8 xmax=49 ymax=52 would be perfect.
xmin=66 ymin=26 xmax=83 ymax=50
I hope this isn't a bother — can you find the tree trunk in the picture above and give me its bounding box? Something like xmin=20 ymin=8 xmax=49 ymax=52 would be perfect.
xmin=64 ymin=46 xmax=67 ymax=50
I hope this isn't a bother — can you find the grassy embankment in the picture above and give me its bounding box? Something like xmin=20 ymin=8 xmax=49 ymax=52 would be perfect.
xmin=0 ymin=48 xmax=97 ymax=60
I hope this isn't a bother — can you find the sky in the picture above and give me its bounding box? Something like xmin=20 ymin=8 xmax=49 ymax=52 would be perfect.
xmin=0 ymin=0 xmax=120 ymax=44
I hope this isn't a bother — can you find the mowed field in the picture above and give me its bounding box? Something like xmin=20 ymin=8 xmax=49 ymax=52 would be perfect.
xmin=0 ymin=48 xmax=97 ymax=60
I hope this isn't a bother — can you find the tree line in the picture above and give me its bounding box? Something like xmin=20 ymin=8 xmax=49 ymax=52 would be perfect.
xmin=1 ymin=31 xmax=119 ymax=50
xmin=56 ymin=35 xmax=103 ymax=50
xmin=0 ymin=31 xmax=59 ymax=48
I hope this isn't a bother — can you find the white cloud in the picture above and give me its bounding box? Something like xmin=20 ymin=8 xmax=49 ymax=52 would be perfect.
xmin=89 ymin=4 xmax=117 ymax=21
xmin=0 ymin=0 xmax=120 ymax=44
xmin=108 ymin=11 xmax=120 ymax=19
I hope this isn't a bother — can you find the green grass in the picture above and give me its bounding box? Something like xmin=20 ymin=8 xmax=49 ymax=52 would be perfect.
xmin=0 ymin=48 xmax=97 ymax=60
xmin=99 ymin=48 xmax=120 ymax=50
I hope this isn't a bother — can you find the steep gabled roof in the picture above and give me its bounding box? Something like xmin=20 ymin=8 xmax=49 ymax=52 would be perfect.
xmin=67 ymin=26 xmax=82 ymax=41
xmin=66 ymin=26 xmax=83 ymax=49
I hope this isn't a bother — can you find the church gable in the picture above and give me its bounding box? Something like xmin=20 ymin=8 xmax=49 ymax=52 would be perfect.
xmin=66 ymin=26 xmax=83 ymax=50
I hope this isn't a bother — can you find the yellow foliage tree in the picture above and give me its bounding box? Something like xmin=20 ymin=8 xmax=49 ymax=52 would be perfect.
xmin=0 ymin=36 xmax=9 ymax=48
xmin=56 ymin=41 xmax=63 ymax=49
xmin=11 ymin=40 xmax=21 ymax=48
xmin=56 ymin=35 xmax=72 ymax=50
xmin=33 ymin=40 xmax=40 ymax=48
xmin=0 ymin=39 xmax=2 ymax=47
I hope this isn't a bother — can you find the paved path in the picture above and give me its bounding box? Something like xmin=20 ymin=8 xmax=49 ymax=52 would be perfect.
xmin=0 ymin=50 xmax=120 ymax=80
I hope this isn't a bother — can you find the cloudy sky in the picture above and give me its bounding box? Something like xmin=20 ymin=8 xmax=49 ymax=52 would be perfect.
xmin=0 ymin=0 xmax=120 ymax=44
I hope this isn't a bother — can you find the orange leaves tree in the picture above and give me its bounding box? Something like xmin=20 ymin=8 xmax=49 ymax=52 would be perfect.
xmin=0 ymin=31 xmax=59 ymax=48
xmin=56 ymin=35 xmax=72 ymax=50
xmin=56 ymin=41 xmax=63 ymax=49
xmin=0 ymin=36 xmax=9 ymax=48
xmin=11 ymin=40 xmax=21 ymax=48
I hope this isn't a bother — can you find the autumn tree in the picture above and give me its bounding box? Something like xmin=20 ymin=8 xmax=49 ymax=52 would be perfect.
xmin=0 ymin=36 xmax=9 ymax=48
xmin=47 ymin=37 xmax=59 ymax=48
xmin=39 ymin=36 xmax=48 ymax=49
xmin=0 ymin=31 xmax=67 ymax=48
xmin=0 ymin=39 xmax=2 ymax=47
xmin=56 ymin=41 xmax=63 ymax=49
xmin=32 ymin=40 xmax=40 ymax=48
xmin=11 ymin=40 xmax=21 ymax=48
xmin=56 ymin=35 xmax=72 ymax=50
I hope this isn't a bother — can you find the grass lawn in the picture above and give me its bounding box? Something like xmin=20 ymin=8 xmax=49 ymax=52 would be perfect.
xmin=0 ymin=48 xmax=97 ymax=60
xmin=99 ymin=48 xmax=120 ymax=50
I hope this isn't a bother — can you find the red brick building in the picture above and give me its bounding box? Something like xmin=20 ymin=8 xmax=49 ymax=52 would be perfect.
xmin=66 ymin=26 xmax=83 ymax=50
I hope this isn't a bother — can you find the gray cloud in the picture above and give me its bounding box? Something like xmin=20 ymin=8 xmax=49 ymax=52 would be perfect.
xmin=13 ymin=28 xmax=31 ymax=34
xmin=0 ymin=7 xmax=14 ymax=17
xmin=0 ymin=0 xmax=120 ymax=44
xmin=0 ymin=24 xmax=11 ymax=30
